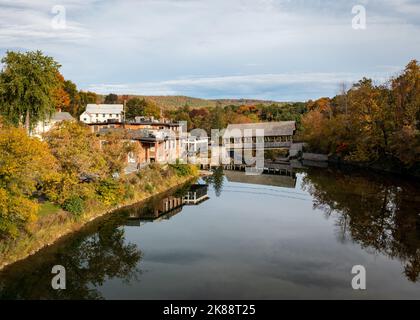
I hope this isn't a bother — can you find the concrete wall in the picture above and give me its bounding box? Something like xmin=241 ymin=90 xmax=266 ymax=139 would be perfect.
xmin=302 ymin=153 xmax=328 ymax=162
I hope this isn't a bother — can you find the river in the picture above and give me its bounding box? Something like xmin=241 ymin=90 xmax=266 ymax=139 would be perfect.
xmin=1 ymin=166 xmax=420 ymax=299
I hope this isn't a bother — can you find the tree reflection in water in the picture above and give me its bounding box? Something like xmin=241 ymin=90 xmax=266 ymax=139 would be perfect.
xmin=203 ymin=166 xmax=224 ymax=197
xmin=302 ymin=167 xmax=420 ymax=282
xmin=0 ymin=213 xmax=142 ymax=299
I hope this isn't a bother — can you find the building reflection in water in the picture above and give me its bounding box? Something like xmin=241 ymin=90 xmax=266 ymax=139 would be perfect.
xmin=223 ymin=163 xmax=297 ymax=189
xmin=125 ymin=184 xmax=209 ymax=226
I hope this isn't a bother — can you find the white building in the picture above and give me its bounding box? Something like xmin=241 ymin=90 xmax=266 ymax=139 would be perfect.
xmin=79 ymin=104 xmax=124 ymax=124
xmin=31 ymin=111 xmax=75 ymax=139
xmin=184 ymin=135 xmax=209 ymax=156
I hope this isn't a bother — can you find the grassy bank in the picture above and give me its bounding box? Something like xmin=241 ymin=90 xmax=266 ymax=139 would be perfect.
xmin=0 ymin=164 xmax=199 ymax=271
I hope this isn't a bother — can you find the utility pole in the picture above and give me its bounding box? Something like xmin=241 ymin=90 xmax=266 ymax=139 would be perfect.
xmin=123 ymin=99 xmax=127 ymax=128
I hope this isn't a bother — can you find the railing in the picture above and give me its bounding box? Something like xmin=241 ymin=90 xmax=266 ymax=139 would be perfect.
xmin=224 ymin=141 xmax=292 ymax=149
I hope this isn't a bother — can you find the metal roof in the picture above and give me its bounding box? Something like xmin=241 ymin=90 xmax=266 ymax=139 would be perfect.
xmin=51 ymin=112 xmax=75 ymax=121
xmin=85 ymin=104 xmax=123 ymax=114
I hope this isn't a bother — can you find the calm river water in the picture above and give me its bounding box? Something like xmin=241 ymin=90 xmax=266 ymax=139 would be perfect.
xmin=1 ymin=166 xmax=420 ymax=299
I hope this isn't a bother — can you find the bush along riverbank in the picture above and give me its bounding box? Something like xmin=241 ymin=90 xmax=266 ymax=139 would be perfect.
xmin=0 ymin=163 xmax=199 ymax=270
xmin=0 ymin=121 xmax=199 ymax=270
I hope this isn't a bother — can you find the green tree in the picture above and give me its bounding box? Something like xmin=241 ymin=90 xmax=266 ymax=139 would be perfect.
xmin=210 ymin=104 xmax=226 ymax=131
xmin=126 ymin=98 xmax=161 ymax=120
xmin=104 ymin=93 xmax=119 ymax=104
xmin=0 ymin=51 xmax=61 ymax=132
xmin=79 ymin=91 xmax=98 ymax=106
xmin=126 ymin=98 xmax=147 ymax=120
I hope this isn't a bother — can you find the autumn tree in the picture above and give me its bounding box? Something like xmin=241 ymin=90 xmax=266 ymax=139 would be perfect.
xmin=101 ymin=131 xmax=139 ymax=175
xmin=390 ymin=60 xmax=420 ymax=166
xmin=0 ymin=127 xmax=57 ymax=238
xmin=391 ymin=60 xmax=420 ymax=128
xmin=143 ymin=99 xmax=161 ymax=119
xmin=301 ymin=60 xmax=420 ymax=171
xmin=53 ymin=73 xmax=71 ymax=112
xmin=0 ymin=51 xmax=61 ymax=132
xmin=63 ymin=79 xmax=82 ymax=116
xmin=43 ymin=121 xmax=107 ymax=179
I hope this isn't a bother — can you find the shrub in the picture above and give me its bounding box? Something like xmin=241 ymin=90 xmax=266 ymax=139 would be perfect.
xmin=145 ymin=183 xmax=154 ymax=193
xmin=96 ymin=178 xmax=124 ymax=206
xmin=123 ymin=183 xmax=135 ymax=200
xmin=62 ymin=196 xmax=84 ymax=217
xmin=42 ymin=172 xmax=78 ymax=204
xmin=170 ymin=160 xmax=199 ymax=177
xmin=128 ymin=175 xmax=140 ymax=185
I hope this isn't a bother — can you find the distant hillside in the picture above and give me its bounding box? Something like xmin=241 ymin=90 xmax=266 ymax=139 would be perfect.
xmin=211 ymin=99 xmax=288 ymax=107
xmin=144 ymin=96 xmax=215 ymax=109
xmin=99 ymin=94 xmax=289 ymax=109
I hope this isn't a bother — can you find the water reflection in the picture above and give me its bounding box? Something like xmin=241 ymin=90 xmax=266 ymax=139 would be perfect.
xmin=123 ymin=184 xmax=209 ymax=225
xmin=0 ymin=214 xmax=142 ymax=299
xmin=302 ymin=167 xmax=420 ymax=282
xmin=202 ymin=166 xmax=224 ymax=196
xmin=0 ymin=168 xmax=419 ymax=299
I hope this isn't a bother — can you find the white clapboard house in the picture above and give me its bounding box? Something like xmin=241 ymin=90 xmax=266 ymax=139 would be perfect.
xmin=79 ymin=104 xmax=124 ymax=124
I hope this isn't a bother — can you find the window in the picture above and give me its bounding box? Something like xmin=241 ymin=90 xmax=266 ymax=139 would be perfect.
xmin=103 ymin=114 xmax=106 ymax=117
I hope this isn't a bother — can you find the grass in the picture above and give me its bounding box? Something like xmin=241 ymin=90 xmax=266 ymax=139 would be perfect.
xmin=38 ymin=201 xmax=61 ymax=217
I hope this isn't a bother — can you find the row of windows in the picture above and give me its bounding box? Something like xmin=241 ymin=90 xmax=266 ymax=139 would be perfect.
xmin=95 ymin=113 xmax=120 ymax=117
xmin=225 ymin=136 xmax=292 ymax=143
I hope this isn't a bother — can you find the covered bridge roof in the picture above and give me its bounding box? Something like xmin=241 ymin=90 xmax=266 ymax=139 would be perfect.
xmin=224 ymin=121 xmax=296 ymax=137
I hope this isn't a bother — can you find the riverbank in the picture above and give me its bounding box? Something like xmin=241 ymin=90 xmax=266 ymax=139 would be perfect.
xmin=298 ymin=151 xmax=420 ymax=179
xmin=326 ymin=155 xmax=420 ymax=179
xmin=0 ymin=166 xmax=199 ymax=271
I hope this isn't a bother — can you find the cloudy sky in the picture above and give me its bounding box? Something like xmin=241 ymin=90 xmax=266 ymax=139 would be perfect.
xmin=0 ymin=0 xmax=419 ymax=101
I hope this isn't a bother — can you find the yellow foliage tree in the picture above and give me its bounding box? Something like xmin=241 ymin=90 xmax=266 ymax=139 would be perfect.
xmin=0 ymin=127 xmax=57 ymax=196
xmin=0 ymin=188 xmax=39 ymax=239
xmin=0 ymin=127 xmax=56 ymax=239
xmin=43 ymin=121 xmax=108 ymax=179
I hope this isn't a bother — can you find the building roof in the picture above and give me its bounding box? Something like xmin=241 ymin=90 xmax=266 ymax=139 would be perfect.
xmin=97 ymin=127 xmax=176 ymax=142
xmin=85 ymin=104 xmax=123 ymax=114
xmin=51 ymin=112 xmax=75 ymax=121
xmin=224 ymin=121 xmax=296 ymax=137
xmin=87 ymin=120 xmax=180 ymax=127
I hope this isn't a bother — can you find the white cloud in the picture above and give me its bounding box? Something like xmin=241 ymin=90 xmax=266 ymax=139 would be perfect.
xmin=0 ymin=0 xmax=419 ymax=100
